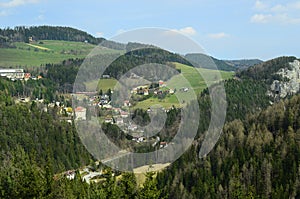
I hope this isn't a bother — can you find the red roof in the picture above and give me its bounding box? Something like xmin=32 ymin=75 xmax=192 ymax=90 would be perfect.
xmin=75 ymin=106 xmax=86 ymax=112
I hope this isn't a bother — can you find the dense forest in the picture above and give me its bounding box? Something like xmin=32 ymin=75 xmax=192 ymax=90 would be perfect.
xmin=156 ymin=94 xmax=300 ymax=198
xmin=104 ymin=48 xmax=192 ymax=79
xmin=0 ymin=79 xmax=91 ymax=173
xmin=0 ymin=26 xmax=105 ymax=45
xmin=154 ymin=56 xmax=300 ymax=198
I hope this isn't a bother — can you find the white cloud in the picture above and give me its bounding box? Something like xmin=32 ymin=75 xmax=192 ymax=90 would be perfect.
xmin=270 ymin=4 xmax=287 ymax=13
xmin=291 ymin=1 xmax=300 ymax=9
xmin=163 ymin=27 xmax=197 ymax=37
xmin=208 ymin=32 xmax=229 ymax=39
xmin=0 ymin=0 xmax=40 ymax=8
xmin=254 ymin=0 xmax=268 ymax=10
xmin=251 ymin=13 xmax=300 ymax=24
xmin=250 ymin=14 xmax=273 ymax=23
xmin=251 ymin=1 xmax=300 ymax=24
xmin=0 ymin=10 xmax=9 ymax=16
xmin=176 ymin=27 xmax=197 ymax=36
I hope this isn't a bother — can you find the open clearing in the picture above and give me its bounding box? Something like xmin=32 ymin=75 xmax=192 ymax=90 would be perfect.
xmin=133 ymin=163 xmax=171 ymax=186
xmin=85 ymin=78 xmax=118 ymax=92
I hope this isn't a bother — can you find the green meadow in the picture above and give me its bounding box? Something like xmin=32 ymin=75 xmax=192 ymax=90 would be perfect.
xmin=0 ymin=40 xmax=121 ymax=67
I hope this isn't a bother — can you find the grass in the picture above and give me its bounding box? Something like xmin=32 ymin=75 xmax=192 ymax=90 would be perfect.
xmin=134 ymin=63 xmax=234 ymax=109
xmin=85 ymin=78 xmax=118 ymax=92
xmin=0 ymin=40 xmax=122 ymax=67
xmin=134 ymin=95 xmax=180 ymax=109
xmin=133 ymin=163 xmax=170 ymax=186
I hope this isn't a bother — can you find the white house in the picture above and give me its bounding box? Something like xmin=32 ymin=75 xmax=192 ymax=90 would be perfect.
xmin=116 ymin=117 xmax=124 ymax=125
xmin=75 ymin=106 xmax=87 ymax=120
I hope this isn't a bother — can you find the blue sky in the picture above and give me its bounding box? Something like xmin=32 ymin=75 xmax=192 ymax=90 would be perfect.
xmin=0 ymin=0 xmax=300 ymax=60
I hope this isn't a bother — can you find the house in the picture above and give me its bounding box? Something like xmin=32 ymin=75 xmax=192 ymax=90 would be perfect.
xmin=75 ymin=106 xmax=87 ymax=120
xmin=65 ymin=170 xmax=76 ymax=180
xmin=112 ymin=107 xmax=121 ymax=113
xmin=24 ymin=73 xmax=31 ymax=80
xmin=159 ymin=80 xmax=164 ymax=87
xmin=144 ymin=89 xmax=149 ymax=96
xmin=137 ymin=137 xmax=145 ymax=143
xmin=28 ymin=37 xmax=33 ymax=43
xmin=128 ymin=124 xmax=138 ymax=131
xmin=131 ymin=88 xmax=138 ymax=94
xmin=169 ymin=89 xmax=175 ymax=94
xmin=124 ymin=100 xmax=131 ymax=107
xmin=102 ymin=75 xmax=110 ymax=79
xmin=116 ymin=117 xmax=124 ymax=125
xmin=160 ymin=142 xmax=168 ymax=148
xmin=120 ymin=111 xmax=129 ymax=118
xmin=180 ymin=87 xmax=189 ymax=92
xmin=104 ymin=116 xmax=113 ymax=124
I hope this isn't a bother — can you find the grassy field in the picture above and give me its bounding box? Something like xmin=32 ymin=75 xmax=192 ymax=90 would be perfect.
xmin=85 ymin=78 xmax=118 ymax=92
xmin=134 ymin=63 xmax=234 ymax=109
xmin=0 ymin=40 xmax=122 ymax=67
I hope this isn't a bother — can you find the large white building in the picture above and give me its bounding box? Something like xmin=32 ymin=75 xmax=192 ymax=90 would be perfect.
xmin=0 ymin=69 xmax=24 ymax=79
xmin=74 ymin=106 xmax=87 ymax=120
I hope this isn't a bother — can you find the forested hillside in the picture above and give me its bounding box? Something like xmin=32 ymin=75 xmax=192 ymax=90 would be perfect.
xmin=154 ymin=56 xmax=300 ymax=198
xmin=156 ymin=94 xmax=300 ymax=198
xmin=0 ymin=79 xmax=92 ymax=173
xmin=0 ymin=26 xmax=104 ymax=45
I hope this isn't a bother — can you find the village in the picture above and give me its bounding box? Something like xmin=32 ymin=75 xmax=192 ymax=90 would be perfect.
xmin=73 ymin=77 xmax=188 ymax=147
xmin=0 ymin=69 xmax=186 ymax=183
xmin=0 ymin=67 xmax=191 ymax=150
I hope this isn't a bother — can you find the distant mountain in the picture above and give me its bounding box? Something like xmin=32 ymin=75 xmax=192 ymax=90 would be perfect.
xmin=185 ymin=53 xmax=237 ymax=71
xmin=223 ymin=59 xmax=263 ymax=70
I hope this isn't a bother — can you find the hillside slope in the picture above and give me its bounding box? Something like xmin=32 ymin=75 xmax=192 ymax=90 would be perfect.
xmin=224 ymin=59 xmax=263 ymax=70
xmin=185 ymin=53 xmax=237 ymax=71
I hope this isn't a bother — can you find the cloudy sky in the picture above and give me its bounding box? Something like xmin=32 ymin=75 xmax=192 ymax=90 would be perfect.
xmin=0 ymin=0 xmax=300 ymax=60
